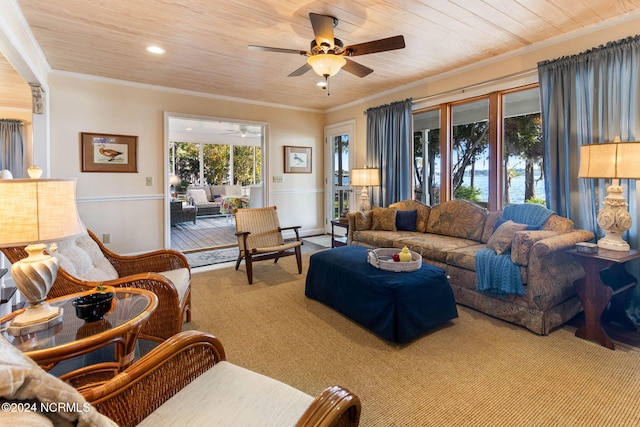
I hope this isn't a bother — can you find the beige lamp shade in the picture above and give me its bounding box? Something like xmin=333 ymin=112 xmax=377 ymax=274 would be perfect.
xmin=578 ymin=142 xmax=640 ymax=179
xmin=0 ymin=178 xmax=84 ymax=247
xmin=351 ymin=168 xmax=380 ymax=187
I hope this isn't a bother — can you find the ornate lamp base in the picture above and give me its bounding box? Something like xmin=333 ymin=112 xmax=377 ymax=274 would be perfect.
xmin=8 ymin=243 xmax=62 ymax=335
xmin=597 ymin=182 xmax=632 ymax=252
xmin=358 ymin=187 xmax=372 ymax=211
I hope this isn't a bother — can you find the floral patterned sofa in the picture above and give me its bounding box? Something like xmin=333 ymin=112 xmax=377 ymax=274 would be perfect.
xmin=346 ymin=199 xmax=595 ymax=335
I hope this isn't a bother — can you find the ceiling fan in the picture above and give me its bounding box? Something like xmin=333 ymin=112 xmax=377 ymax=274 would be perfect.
xmin=223 ymin=125 xmax=262 ymax=138
xmin=249 ymin=12 xmax=405 ymax=83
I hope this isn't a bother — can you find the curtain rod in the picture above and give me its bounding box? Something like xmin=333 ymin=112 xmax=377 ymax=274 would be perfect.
xmin=411 ymin=68 xmax=538 ymax=104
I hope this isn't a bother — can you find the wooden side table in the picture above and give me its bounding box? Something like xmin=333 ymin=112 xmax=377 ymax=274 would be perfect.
xmin=566 ymin=248 xmax=640 ymax=349
xmin=331 ymin=219 xmax=349 ymax=248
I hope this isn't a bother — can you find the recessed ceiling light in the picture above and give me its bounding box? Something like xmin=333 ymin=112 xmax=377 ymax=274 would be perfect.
xmin=146 ymin=45 xmax=166 ymax=55
xmin=317 ymin=81 xmax=327 ymax=88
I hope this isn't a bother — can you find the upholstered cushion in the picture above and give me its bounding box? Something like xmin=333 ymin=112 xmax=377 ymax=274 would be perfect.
xmin=137 ymin=361 xmax=313 ymax=427
xmin=486 ymin=220 xmax=528 ymax=255
xmin=224 ymin=185 xmax=243 ymax=196
xmin=353 ymin=210 xmax=372 ymax=231
xmin=159 ymin=268 xmax=190 ymax=301
xmin=371 ymin=207 xmax=397 ymax=231
xmin=426 ymin=200 xmax=487 ymax=241
xmin=0 ymin=335 xmax=117 ymax=427
xmin=189 ymin=189 xmax=209 ymax=204
xmin=54 ymin=234 xmax=119 ymax=282
xmin=389 ymin=200 xmax=431 ymax=232
xmin=396 ymin=210 xmax=417 ymax=231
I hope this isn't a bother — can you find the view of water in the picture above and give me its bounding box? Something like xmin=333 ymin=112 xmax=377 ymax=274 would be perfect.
xmin=461 ymin=171 xmax=545 ymax=203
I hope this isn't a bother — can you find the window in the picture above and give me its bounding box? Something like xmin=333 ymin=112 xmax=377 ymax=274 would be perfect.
xmin=411 ymin=85 xmax=543 ymax=210
xmin=451 ymin=98 xmax=489 ymax=205
xmin=413 ymin=109 xmax=440 ymax=205
xmin=502 ymin=88 xmax=544 ymax=205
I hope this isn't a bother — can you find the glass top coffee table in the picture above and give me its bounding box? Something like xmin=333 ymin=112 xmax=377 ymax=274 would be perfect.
xmin=0 ymin=287 xmax=157 ymax=378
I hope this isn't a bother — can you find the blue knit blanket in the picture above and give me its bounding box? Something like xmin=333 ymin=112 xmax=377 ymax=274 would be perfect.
xmin=476 ymin=204 xmax=555 ymax=296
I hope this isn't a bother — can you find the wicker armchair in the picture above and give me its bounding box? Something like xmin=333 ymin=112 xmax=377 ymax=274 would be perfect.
xmin=235 ymin=206 xmax=303 ymax=284
xmin=170 ymin=200 xmax=196 ymax=226
xmin=1 ymin=229 xmax=191 ymax=342
xmin=81 ymin=330 xmax=361 ymax=427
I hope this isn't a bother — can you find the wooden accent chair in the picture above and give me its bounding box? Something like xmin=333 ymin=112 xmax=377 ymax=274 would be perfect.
xmin=0 ymin=330 xmax=361 ymax=427
xmin=1 ymin=229 xmax=191 ymax=342
xmin=235 ymin=206 xmax=303 ymax=284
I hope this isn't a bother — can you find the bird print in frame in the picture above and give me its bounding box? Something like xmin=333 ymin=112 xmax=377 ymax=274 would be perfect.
xmin=81 ymin=132 xmax=138 ymax=172
xmin=284 ymin=146 xmax=312 ymax=173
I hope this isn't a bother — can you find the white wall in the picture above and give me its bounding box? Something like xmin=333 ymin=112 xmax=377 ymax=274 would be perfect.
xmin=49 ymin=74 xmax=325 ymax=253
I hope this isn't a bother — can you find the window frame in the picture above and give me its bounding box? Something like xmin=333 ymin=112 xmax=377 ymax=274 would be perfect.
xmin=412 ymin=83 xmax=540 ymax=211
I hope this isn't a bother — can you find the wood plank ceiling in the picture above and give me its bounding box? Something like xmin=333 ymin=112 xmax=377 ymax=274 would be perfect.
xmin=6 ymin=0 xmax=640 ymax=112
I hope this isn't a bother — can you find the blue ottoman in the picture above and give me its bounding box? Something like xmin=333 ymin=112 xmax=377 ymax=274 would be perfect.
xmin=305 ymin=245 xmax=458 ymax=343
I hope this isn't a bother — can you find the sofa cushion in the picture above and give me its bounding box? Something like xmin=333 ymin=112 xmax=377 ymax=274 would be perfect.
xmin=0 ymin=336 xmax=117 ymax=427
xmin=354 ymin=210 xmax=373 ymax=231
xmin=446 ymin=244 xmax=487 ymax=271
xmin=54 ymin=234 xmax=119 ymax=282
xmin=352 ymin=230 xmax=417 ymax=248
xmin=396 ymin=210 xmax=417 ymax=231
xmin=396 ymin=234 xmax=480 ymax=264
xmin=543 ymin=214 xmax=575 ymax=234
xmin=486 ymin=220 xmax=528 ymax=255
xmin=426 ymin=200 xmax=487 ymax=241
xmin=137 ymin=361 xmax=313 ymax=427
xmin=371 ymin=207 xmax=397 ymax=231
xmin=389 ymin=200 xmax=431 ymax=232
xmin=481 ymin=210 xmax=503 ymax=243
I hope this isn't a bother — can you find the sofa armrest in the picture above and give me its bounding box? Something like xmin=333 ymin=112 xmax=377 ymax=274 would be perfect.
xmin=346 ymin=212 xmax=358 ymax=244
xmin=530 ymin=229 xmax=596 ymax=258
xmin=511 ymin=230 xmax=559 ymax=266
xmin=81 ymin=331 xmax=226 ymax=427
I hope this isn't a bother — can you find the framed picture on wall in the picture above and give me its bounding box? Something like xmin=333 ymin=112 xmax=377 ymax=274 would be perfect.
xmin=81 ymin=132 xmax=138 ymax=173
xmin=283 ymin=146 xmax=312 ymax=173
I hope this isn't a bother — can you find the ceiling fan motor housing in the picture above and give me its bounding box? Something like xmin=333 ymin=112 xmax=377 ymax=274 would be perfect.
xmin=310 ymin=38 xmax=344 ymax=55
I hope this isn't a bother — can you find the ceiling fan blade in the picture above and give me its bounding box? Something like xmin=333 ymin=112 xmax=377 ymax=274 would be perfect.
xmin=342 ymin=58 xmax=373 ymax=78
xmin=288 ymin=63 xmax=312 ymax=77
xmin=248 ymin=45 xmax=307 ymax=56
xmin=309 ymin=13 xmax=335 ymax=49
xmin=343 ymin=35 xmax=405 ymax=57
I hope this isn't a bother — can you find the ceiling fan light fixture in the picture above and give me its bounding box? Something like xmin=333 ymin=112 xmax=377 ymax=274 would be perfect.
xmin=307 ymin=54 xmax=346 ymax=77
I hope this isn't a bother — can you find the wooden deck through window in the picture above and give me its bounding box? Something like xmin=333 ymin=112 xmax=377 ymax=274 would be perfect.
xmin=171 ymin=215 xmax=237 ymax=253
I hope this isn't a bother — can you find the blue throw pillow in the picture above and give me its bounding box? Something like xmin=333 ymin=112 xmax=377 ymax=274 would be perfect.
xmin=396 ymin=210 xmax=417 ymax=231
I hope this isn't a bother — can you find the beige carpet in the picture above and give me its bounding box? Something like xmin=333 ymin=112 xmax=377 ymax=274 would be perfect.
xmin=185 ymin=253 xmax=640 ymax=426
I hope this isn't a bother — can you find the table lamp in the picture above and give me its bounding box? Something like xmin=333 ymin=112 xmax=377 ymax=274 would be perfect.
xmin=578 ymin=137 xmax=640 ymax=251
xmin=0 ymin=178 xmax=84 ymax=334
xmin=351 ymin=167 xmax=380 ymax=211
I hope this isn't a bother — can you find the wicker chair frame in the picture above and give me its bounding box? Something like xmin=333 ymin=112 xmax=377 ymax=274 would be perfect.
xmin=1 ymin=229 xmax=191 ymax=343
xmin=80 ymin=330 xmax=361 ymax=427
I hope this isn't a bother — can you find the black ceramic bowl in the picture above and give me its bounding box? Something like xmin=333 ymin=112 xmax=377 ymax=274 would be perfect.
xmin=72 ymin=292 xmax=114 ymax=322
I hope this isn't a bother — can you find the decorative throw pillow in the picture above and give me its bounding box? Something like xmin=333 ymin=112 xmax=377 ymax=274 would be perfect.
xmin=355 ymin=210 xmax=373 ymax=231
xmin=396 ymin=209 xmax=417 ymax=231
xmin=371 ymin=207 xmax=397 ymax=231
xmin=486 ymin=220 xmax=528 ymax=255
